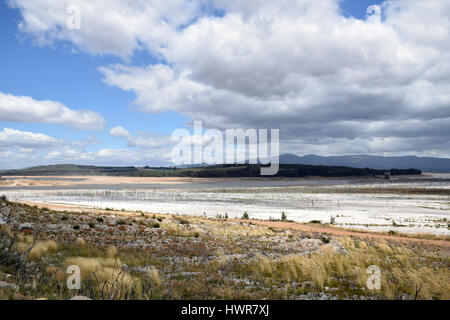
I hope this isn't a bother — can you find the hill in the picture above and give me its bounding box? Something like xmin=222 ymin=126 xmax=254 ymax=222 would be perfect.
xmin=0 ymin=163 xmax=421 ymax=178
xmin=280 ymin=154 xmax=450 ymax=172
xmin=0 ymin=164 xmax=138 ymax=176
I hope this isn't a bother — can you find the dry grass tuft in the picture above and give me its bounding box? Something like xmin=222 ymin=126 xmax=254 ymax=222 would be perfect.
xmin=144 ymin=266 xmax=160 ymax=285
xmin=45 ymin=266 xmax=57 ymax=276
xmin=106 ymin=245 xmax=118 ymax=257
xmin=29 ymin=240 xmax=58 ymax=260
xmin=76 ymin=237 xmax=86 ymax=246
xmin=0 ymin=225 xmax=14 ymax=238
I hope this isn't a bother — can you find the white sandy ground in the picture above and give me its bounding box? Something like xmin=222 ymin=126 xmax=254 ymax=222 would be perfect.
xmin=2 ymin=184 xmax=449 ymax=236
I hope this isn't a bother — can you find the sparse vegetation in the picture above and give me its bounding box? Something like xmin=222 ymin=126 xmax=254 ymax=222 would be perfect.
xmin=1 ymin=199 xmax=449 ymax=300
xmin=330 ymin=216 xmax=336 ymax=225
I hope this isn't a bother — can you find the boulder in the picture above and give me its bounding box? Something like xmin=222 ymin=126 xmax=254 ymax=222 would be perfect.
xmin=328 ymin=239 xmax=348 ymax=255
xmin=18 ymin=222 xmax=33 ymax=233
xmin=0 ymin=281 xmax=19 ymax=291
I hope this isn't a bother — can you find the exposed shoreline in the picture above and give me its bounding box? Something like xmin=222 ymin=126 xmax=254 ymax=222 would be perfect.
xmin=16 ymin=201 xmax=450 ymax=247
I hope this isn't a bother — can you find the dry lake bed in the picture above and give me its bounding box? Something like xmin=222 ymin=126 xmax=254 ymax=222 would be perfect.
xmin=1 ymin=174 xmax=449 ymax=236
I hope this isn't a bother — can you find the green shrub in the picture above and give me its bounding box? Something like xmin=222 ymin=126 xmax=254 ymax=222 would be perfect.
xmin=151 ymin=222 xmax=160 ymax=228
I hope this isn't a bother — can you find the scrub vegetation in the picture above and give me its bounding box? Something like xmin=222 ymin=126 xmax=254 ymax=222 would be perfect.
xmin=0 ymin=198 xmax=448 ymax=300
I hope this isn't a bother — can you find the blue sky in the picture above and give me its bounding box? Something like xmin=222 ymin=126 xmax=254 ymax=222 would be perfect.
xmin=0 ymin=0 xmax=384 ymax=138
xmin=0 ymin=1 xmax=186 ymax=144
xmin=340 ymin=0 xmax=384 ymax=18
xmin=0 ymin=0 xmax=448 ymax=168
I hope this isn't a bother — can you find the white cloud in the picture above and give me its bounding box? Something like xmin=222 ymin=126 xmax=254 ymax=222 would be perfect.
xmin=8 ymin=0 xmax=450 ymax=157
xmin=98 ymin=1 xmax=450 ymax=157
xmin=0 ymin=128 xmax=61 ymax=149
xmin=108 ymin=126 xmax=173 ymax=149
xmin=109 ymin=126 xmax=130 ymax=137
xmin=44 ymin=151 xmax=61 ymax=160
xmin=127 ymin=134 xmax=171 ymax=149
xmin=48 ymin=147 xmax=170 ymax=165
xmin=8 ymin=0 xmax=200 ymax=58
xmin=0 ymin=151 xmax=13 ymax=159
xmin=0 ymin=92 xmax=106 ymax=130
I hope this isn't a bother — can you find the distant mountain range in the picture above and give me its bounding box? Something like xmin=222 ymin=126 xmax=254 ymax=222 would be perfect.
xmin=279 ymin=154 xmax=450 ymax=172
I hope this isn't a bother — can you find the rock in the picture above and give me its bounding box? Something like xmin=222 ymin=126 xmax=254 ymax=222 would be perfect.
xmin=298 ymin=238 xmax=322 ymax=252
xmin=123 ymin=265 xmax=158 ymax=274
xmin=167 ymin=271 xmax=202 ymax=279
xmin=0 ymin=217 xmax=6 ymax=225
xmin=70 ymin=296 xmax=92 ymax=300
xmin=18 ymin=223 xmax=33 ymax=233
xmin=0 ymin=281 xmax=19 ymax=291
xmin=329 ymin=239 xmax=348 ymax=254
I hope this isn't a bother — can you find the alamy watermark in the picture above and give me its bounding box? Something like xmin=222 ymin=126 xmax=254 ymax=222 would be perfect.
xmin=67 ymin=265 xmax=81 ymax=290
xmin=67 ymin=5 xmax=81 ymax=30
xmin=366 ymin=265 xmax=381 ymax=290
xmin=171 ymin=121 xmax=280 ymax=175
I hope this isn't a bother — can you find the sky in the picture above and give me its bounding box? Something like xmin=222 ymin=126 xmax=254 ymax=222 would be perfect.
xmin=0 ymin=0 xmax=449 ymax=169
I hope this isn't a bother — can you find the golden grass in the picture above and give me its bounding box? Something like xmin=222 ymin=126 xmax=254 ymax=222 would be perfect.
xmin=144 ymin=266 xmax=160 ymax=285
xmin=63 ymin=256 xmax=135 ymax=289
xmin=244 ymin=237 xmax=449 ymax=299
xmin=27 ymin=240 xmax=58 ymax=259
xmin=45 ymin=266 xmax=57 ymax=276
xmin=75 ymin=237 xmax=86 ymax=246
xmin=0 ymin=225 xmax=14 ymax=238
xmin=2 ymin=199 xmax=448 ymax=300
xmin=106 ymin=245 xmax=118 ymax=257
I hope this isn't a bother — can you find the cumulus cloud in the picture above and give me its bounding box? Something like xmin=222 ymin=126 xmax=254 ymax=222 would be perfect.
xmin=0 ymin=151 xmax=14 ymax=159
xmin=41 ymin=147 xmax=172 ymax=167
xmin=8 ymin=0 xmax=450 ymax=157
xmin=0 ymin=128 xmax=65 ymax=169
xmin=0 ymin=92 xmax=106 ymax=130
xmin=109 ymin=126 xmax=130 ymax=137
xmin=109 ymin=126 xmax=172 ymax=149
xmin=0 ymin=128 xmax=61 ymax=149
xmin=40 ymin=130 xmax=175 ymax=167
xmin=7 ymin=0 xmax=200 ymax=58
